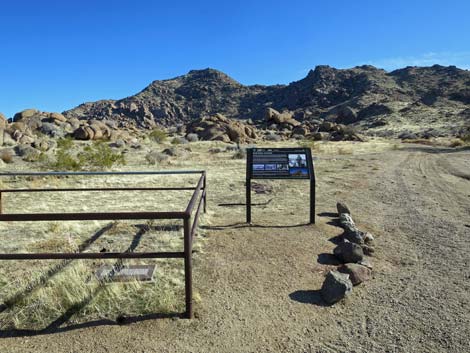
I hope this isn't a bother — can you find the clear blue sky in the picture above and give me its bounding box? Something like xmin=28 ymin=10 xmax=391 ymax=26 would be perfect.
xmin=1 ymin=0 xmax=469 ymax=118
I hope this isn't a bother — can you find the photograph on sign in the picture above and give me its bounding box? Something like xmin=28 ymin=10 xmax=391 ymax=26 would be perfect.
xmin=288 ymin=153 xmax=308 ymax=177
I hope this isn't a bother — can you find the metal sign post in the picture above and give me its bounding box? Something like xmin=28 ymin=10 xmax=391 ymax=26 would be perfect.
xmin=246 ymin=147 xmax=315 ymax=224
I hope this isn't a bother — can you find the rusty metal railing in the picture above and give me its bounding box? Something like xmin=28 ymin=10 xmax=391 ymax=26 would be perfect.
xmin=0 ymin=170 xmax=207 ymax=319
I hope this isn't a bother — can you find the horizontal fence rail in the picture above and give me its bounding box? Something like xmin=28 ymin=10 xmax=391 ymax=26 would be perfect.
xmin=0 ymin=170 xmax=207 ymax=319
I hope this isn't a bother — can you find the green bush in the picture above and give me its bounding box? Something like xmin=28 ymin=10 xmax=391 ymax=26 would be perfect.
xmin=149 ymin=129 xmax=167 ymax=143
xmin=50 ymin=140 xmax=125 ymax=171
xmin=80 ymin=141 xmax=126 ymax=169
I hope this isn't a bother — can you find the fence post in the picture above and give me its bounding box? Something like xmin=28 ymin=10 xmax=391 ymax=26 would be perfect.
xmin=183 ymin=216 xmax=193 ymax=318
xmin=202 ymin=172 xmax=207 ymax=213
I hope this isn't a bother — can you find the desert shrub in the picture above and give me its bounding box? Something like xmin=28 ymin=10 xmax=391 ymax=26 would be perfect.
xmin=51 ymin=140 xmax=125 ymax=170
xmin=145 ymin=150 xmax=169 ymax=165
xmin=449 ymin=139 xmax=463 ymax=148
xmin=149 ymin=129 xmax=167 ymax=143
xmin=459 ymin=134 xmax=470 ymax=143
xmin=186 ymin=133 xmax=199 ymax=142
xmin=171 ymin=137 xmax=188 ymax=145
xmin=232 ymin=148 xmax=246 ymax=159
xmin=80 ymin=141 xmax=126 ymax=169
xmin=209 ymin=147 xmax=224 ymax=154
xmin=0 ymin=149 xmax=14 ymax=163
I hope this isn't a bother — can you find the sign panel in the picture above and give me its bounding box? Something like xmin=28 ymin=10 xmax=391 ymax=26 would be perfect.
xmin=246 ymin=147 xmax=316 ymax=224
xmin=248 ymin=148 xmax=313 ymax=179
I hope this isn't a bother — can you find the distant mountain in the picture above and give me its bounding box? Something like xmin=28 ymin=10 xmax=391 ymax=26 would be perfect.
xmin=64 ymin=65 xmax=470 ymax=133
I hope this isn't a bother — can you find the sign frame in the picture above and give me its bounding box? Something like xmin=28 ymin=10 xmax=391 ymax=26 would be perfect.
xmin=246 ymin=147 xmax=316 ymax=224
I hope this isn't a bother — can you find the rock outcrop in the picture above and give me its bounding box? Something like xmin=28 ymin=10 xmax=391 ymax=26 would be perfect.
xmin=62 ymin=65 xmax=470 ymax=137
xmin=185 ymin=113 xmax=258 ymax=143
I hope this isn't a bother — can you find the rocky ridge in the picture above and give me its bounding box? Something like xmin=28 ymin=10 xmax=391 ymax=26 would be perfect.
xmin=61 ymin=65 xmax=470 ymax=136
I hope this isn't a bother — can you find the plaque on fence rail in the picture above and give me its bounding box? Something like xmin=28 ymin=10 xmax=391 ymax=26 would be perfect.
xmin=246 ymin=147 xmax=315 ymax=224
xmin=96 ymin=265 xmax=156 ymax=282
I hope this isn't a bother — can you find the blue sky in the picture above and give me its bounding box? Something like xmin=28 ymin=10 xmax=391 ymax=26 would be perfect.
xmin=1 ymin=0 xmax=469 ymax=117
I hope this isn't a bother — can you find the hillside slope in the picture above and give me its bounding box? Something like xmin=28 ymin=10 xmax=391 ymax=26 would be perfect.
xmin=64 ymin=65 xmax=470 ymax=135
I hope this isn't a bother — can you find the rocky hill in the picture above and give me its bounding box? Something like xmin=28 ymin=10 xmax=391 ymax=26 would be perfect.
xmin=61 ymin=64 xmax=469 ymax=136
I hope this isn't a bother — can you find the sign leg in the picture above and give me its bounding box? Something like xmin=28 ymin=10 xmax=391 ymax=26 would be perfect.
xmin=246 ymin=179 xmax=251 ymax=224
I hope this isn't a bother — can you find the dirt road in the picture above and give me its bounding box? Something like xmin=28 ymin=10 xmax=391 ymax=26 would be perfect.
xmin=0 ymin=145 xmax=469 ymax=352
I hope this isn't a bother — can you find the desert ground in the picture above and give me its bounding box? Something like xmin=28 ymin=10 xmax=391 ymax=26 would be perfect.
xmin=0 ymin=139 xmax=468 ymax=352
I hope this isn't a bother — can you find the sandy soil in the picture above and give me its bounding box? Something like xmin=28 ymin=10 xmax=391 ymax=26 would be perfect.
xmin=0 ymin=142 xmax=469 ymax=352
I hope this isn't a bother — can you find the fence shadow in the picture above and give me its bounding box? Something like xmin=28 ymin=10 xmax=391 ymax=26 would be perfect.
xmin=0 ymin=225 xmax=184 ymax=337
xmin=0 ymin=223 xmax=114 ymax=313
xmin=0 ymin=312 xmax=182 ymax=338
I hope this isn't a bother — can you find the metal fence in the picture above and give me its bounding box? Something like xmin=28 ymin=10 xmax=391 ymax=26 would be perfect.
xmin=0 ymin=170 xmax=207 ymax=319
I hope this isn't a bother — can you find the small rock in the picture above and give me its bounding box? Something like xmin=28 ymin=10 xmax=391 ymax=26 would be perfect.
xmin=336 ymin=202 xmax=351 ymax=215
xmin=343 ymin=229 xmax=365 ymax=245
xmin=362 ymin=245 xmax=375 ymax=256
xmin=339 ymin=263 xmax=372 ymax=285
xmin=359 ymin=259 xmax=373 ymax=269
xmin=364 ymin=232 xmax=375 ymax=244
xmin=333 ymin=242 xmax=364 ymax=263
xmin=339 ymin=213 xmax=356 ymax=232
xmin=320 ymin=270 xmax=353 ymax=304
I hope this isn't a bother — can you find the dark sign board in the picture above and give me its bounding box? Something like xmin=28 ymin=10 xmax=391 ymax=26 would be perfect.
xmin=246 ymin=147 xmax=315 ymax=224
xmin=247 ymin=148 xmax=313 ymax=179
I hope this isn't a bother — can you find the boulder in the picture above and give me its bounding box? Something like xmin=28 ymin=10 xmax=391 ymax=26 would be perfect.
xmin=336 ymin=202 xmax=351 ymax=215
xmin=74 ymin=126 xmax=94 ymax=140
xmin=339 ymin=263 xmax=372 ymax=285
xmin=49 ymin=112 xmax=67 ymax=123
xmin=13 ymin=109 xmax=39 ymax=122
xmin=0 ymin=113 xmax=6 ymax=146
xmin=41 ymin=122 xmax=65 ymax=138
xmin=14 ymin=145 xmax=41 ymax=162
xmin=319 ymin=121 xmax=335 ymax=132
xmin=291 ymin=125 xmax=309 ymax=136
xmin=320 ymin=270 xmax=353 ymax=304
xmin=335 ymin=106 xmax=358 ymax=124
xmin=333 ymin=242 xmax=364 ymax=263
xmin=186 ymin=114 xmax=258 ymax=143
xmin=265 ymin=108 xmax=301 ymax=126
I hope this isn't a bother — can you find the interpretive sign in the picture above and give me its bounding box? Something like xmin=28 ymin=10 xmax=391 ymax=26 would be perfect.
xmin=246 ymin=147 xmax=315 ymax=223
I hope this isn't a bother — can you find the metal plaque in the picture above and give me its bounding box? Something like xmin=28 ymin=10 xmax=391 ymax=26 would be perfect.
xmin=96 ymin=265 xmax=156 ymax=282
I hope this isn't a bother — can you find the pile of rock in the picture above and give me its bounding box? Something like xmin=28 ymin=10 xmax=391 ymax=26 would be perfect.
xmin=320 ymin=202 xmax=375 ymax=305
xmin=263 ymin=108 xmax=363 ymax=142
xmin=185 ymin=113 xmax=258 ymax=143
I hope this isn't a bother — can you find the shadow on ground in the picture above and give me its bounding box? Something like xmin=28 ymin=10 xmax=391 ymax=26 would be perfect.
xmin=201 ymin=222 xmax=312 ymax=230
xmin=0 ymin=224 xmax=184 ymax=338
xmin=0 ymin=312 xmax=182 ymax=338
xmin=289 ymin=290 xmax=330 ymax=307
xmin=317 ymin=253 xmax=342 ymax=266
